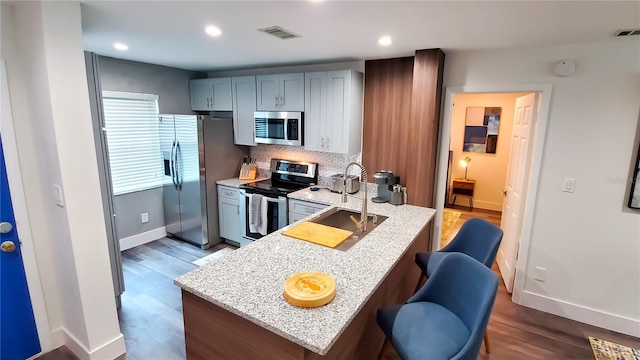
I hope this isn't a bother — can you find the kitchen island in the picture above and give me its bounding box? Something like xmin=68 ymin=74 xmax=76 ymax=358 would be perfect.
xmin=175 ymin=186 xmax=435 ymax=359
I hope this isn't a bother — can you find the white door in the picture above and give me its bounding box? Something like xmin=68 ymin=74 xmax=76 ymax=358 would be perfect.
xmin=497 ymin=92 xmax=537 ymax=293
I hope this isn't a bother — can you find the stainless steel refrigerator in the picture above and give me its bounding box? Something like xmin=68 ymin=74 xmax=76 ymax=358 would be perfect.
xmin=159 ymin=115 xmax=248 ymax=248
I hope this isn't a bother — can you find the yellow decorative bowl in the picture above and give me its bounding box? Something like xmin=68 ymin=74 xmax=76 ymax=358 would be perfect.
xmin=284 ymin=272 xmax=336 ymax=308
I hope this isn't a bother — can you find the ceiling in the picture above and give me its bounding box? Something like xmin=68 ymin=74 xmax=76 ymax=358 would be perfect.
xmin=81 ymin=1 xmax=640 ymax=72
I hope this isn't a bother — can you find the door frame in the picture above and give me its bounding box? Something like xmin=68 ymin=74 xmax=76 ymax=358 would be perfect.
xmin=432 ymin=83 xmax=553 ymax=304
xmin=1 ymin=60 xmax=52 ymax=355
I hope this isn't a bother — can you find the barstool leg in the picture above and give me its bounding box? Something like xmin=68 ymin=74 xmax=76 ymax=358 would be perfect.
xmin=378 ymin=337 xmax=390 ymax=359
xmin=484 ymin=331 xmax=491 ymax=353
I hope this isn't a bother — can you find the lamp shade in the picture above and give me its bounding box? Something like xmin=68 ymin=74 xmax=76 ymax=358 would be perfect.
xmin=460 ymin=156 xmax=472 ymax=167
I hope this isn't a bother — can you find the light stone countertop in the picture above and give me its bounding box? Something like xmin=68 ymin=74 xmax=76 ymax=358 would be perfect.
xmin=216 ymin=177 xmax=268 ymax=188
xmin=175 ymin=185 xmax=435 ymax=355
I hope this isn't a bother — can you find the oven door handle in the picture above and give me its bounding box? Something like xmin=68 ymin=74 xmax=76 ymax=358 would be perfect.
xmin=239 ymin=190 xmax=286 ymax=203
xmin=239 ymin=189 xmax=288 ymax=241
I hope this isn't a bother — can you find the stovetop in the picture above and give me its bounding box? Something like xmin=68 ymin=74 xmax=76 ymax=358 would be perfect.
xmin=240 ymin=158 xmax=318 ymax=196
xmin=240 ymin=179 xmax=309 ymax=196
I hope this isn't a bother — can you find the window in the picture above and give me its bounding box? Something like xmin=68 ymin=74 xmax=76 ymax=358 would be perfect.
xmin=102 ymin=91 xmax=162 ymax=195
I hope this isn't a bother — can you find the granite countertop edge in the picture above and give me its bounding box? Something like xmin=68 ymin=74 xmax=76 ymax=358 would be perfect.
xmin=216 ymin=177 xmax=268 ymax=188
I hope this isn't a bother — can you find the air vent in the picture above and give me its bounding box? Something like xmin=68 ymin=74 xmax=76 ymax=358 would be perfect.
xmin=615 ymin=29 xmax=640 ymax=37
xmin=258 ymin=26 xmax=301 ymax=40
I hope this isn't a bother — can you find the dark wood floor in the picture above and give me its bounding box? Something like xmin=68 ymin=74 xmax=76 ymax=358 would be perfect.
xmin=39 ymin=232 xmax=639 ymax=360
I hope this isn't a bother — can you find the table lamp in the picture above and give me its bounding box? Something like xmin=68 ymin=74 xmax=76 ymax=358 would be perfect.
xmin=460 ymin=156 xmax=471 ymax=180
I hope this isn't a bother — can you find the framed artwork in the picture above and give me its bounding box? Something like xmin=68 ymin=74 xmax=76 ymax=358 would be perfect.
xmin=629 ymin=143 xmax=640 ymax=209
xmin=463 ymin=107 xmax=502 ymax=153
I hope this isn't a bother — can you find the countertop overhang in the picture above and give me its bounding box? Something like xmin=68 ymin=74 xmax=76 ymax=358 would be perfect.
xmin=175 ymin=186 xmax=435 ymax=355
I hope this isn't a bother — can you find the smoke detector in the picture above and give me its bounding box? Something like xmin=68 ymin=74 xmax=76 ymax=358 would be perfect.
xmin=258 ymin=26 xmax=301 ymax=40
xmin=615 ymin=29 xmax=640 ymax=37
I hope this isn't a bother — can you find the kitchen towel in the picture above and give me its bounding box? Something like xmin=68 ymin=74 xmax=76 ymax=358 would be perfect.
xmin=258 ymin=197 xmax=268 ymax=236
xmin=249 ymin=194 xmax=263 ymax=234
xmin=248 ymin=194 xmax=269 ymax=235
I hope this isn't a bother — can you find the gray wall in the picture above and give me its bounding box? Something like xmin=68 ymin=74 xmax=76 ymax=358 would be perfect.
xmin=98 ymin=56 xmax=205 ymax=239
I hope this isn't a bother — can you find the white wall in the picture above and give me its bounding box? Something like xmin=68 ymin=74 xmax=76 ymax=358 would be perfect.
xmin=450 ymin=93 xmax=528 ymax=211
xmin=444 ymin=39 xmax=640 ymax=334
xmin=3 ymin=2 xmax=124 ymax=358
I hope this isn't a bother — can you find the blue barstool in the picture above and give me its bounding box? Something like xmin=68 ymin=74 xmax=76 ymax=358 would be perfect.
xmin=414 ymin=217 xmax=503 ymax=353
xmin=377 ymin=252 xmax=499 ymax=360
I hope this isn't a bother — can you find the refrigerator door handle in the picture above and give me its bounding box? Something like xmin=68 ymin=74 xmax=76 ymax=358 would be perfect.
xmin=176 ymin=141 xmax=183 ymax=190
xmin=171 ymin=140 xmax=178 ymax=188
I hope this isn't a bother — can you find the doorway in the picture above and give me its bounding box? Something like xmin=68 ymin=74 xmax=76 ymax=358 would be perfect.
xmin=440 ymin=92 xmax=529 ymax=250
xmin=433 ymin=84 xmax=552 ymax=303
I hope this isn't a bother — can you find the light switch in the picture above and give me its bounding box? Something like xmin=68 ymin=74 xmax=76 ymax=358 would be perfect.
xmin=53 ymin=184 xmax=65 ymax=207
xmin=563 ymin=178 xmax=576 ymax=193
xmin=141 ymin=212 xmax=149 ymax=224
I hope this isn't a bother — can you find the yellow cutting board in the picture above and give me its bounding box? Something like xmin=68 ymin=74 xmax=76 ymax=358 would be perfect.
xmin=282 ymin=221 xmax=353 ymax=248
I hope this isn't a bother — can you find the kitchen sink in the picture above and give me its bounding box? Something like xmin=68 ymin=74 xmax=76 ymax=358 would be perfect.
xmin=309 ymin=208 xmax=388 ymax=251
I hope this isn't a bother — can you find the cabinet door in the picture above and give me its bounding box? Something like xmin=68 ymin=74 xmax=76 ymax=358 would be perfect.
xmin=232 ymin=76 xmax=257 ymax=146
xmin=219 ymin=201 xmax=240 ymax=241
xmin=210 ymin=78 xmax=232 ymax=111
xmin=288 ymin=211 xmax=307 ymax=225
xmin=190 ymin=79 xmax=213 ymax=111
xmin=279 ymin=73 xmax=304 ymax=111
xmin=304 ymin=72 xmax=326 ymax=152
xmin=326 ymin=71 xmax=350 ymax=153
xmin=256 ymin=75 xmax=279 ymax=110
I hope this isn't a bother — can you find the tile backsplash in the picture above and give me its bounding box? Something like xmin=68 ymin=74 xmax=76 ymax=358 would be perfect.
xmin=250 ymin=145 xmax=363 ymax=185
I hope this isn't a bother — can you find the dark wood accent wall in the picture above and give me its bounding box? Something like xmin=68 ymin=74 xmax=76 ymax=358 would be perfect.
xmin=407 ymin=49 xmax=446 ymax=207
xmin=363 ymin=49 xmax=445 ymax=208
xmin=362 ymin=57 xmax=415 ymax=185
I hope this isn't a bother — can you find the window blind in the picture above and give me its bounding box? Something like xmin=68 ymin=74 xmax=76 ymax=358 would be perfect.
xmin=102 ymin=91 xmax=162 ymax=195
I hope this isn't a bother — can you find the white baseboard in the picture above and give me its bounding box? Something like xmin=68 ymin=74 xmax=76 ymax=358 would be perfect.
xmin=518 ymin=291 xmax=640 ymax=337
xmin=51 ymin=327 xmax=126 ymax=360
xmin=473 ymin=199 xmax=503 ymax=212
xmin=119 ymin=226 xmax=166 ymax=251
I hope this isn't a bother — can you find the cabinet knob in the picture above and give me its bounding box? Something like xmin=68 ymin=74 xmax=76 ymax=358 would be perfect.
xmin=502 ymin=190 xmax=507 ymax=196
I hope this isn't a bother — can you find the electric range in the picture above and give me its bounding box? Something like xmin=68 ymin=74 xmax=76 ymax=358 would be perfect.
xmin=234 ymin=159 xmax=317 ymax=247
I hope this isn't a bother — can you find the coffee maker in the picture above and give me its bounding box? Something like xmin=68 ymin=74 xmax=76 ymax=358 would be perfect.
xmin=373 ymin=171 xmax=401 ymax=203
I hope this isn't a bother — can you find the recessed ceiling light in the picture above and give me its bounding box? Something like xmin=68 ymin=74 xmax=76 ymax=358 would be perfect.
xmin=205 ymin=25 xmax=222 ymax=37
xmin=378 ymin=36 xmax=392 ymax=46
xmin=113 ymin=43 xmax=128 ymax=51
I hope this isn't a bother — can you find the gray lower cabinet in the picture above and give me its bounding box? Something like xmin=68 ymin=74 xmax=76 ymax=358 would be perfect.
xmin=218 ymin=185 xmax=242 ymax=243
xmin=288 ymin=198 xmax=329 ymax=224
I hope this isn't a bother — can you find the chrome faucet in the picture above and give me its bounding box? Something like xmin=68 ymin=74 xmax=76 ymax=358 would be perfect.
xmin=342 ymin=162 xmax=368 ymax=232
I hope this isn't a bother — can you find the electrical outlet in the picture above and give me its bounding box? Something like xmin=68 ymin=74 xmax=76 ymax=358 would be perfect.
xmin=563 ymin=178 xmax=576 ymax=193
xmin=141 ymin=212 xmax=149 ymax=224
xmin=534 ymin=267 xmax=547 ymax=282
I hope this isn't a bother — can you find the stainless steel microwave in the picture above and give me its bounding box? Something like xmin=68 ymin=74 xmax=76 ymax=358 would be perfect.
xmin=254 ymin=111 xmax=303 ymax=146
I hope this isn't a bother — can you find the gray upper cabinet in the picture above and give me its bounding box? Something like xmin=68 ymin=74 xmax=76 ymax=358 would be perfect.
xmin=304 ymin=70 xmax=363 ymax=154
xmin=190 ymin=78 xmax=232 ymax=111
xmin=232 ymin=76 xmax=257 ymax=146
xmin=256 ymin=73 xmax=304 ymax=111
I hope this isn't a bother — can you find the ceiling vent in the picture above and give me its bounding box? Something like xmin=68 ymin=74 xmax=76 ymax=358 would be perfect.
xmin=258 ymin=26 xmax=301 ymax=40
xmin=615 ymin=29 xmax=640 ymax=37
